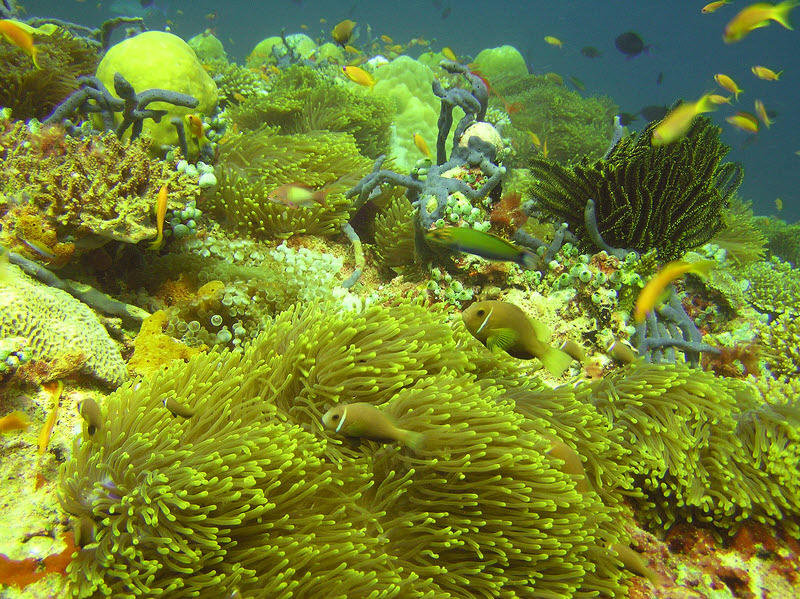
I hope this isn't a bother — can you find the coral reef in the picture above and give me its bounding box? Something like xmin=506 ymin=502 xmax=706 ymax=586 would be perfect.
xmin=0 ymin=26 xmax=98 ymax=121
xmin=741 ymin=257 xmax=800 ymax=319
xmin=210 ymin=126 xmax=372 ymax=239
xmin=754 ymin=216 xmax=800 ymax=267
xmin=373 ymin=195 xmax=416 ymax=268
xmin=0 ymin=265 xmax=126 ymax=386
xmin=711 ymin=198 xmax=767 ymax=266
xmin=527 ymin=116 xmax=742 ymax=262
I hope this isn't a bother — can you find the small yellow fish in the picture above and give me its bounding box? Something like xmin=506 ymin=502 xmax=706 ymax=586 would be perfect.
xmin=148 ymin=184 xmax=169 ymax=251
xmin=723 ymin=0 xmax=799 ymax=43
xmin=702 ymin=0 xmax=732 ymax=13
xmin=38 ymin=380 xmax=63 ymax=456
xmin=267 ymin=183 xmax=330 ymax=209
xmin=322 ymin=402 xmax=425 ymax=451
xmin=184 ymin=114 xmax=211 ymax=148
xmin=751 ymin=65 xmax=782 ymax=80
xmin=544 ymin=35 xmax=563 ymax=47
xmin=708 ymin=94 xmax=733 ymax=105
xmin=541 ymin=137 xmax=550 ymax=158
xmin=342 ymin=65 xmax=375 ymax=88
xmin=380 ymin=34 xmax=393 ymax=43
xmin=462 ymin=301 xmax=574 ymax=377
xmin=344 ymin=45 xmax=361 ymax=54
xmin=0 ymin=410 xmax=31 ymax=433
xmin=714 ymin=73 xmax=743 ymax=100
xmin=775 ymin=197 xmax=784 ymax=211
xmin=526 ymin=130 xmax=542 ymax=147
xmin=0 ymin=20 xmax=41 ymax=69
xmin=442 ymin=46 xmax=457 ymax=61
xmin=331 ymin=19 xmax=356 ymax=46
xmin=412 ymin=132 xmax=431 ymax=158
xmin=726 ymin=111 xmax=760 ymax=133
xmin=633 ymin=260 xmax=716 ymax=322
xmin=651 ymin=93 xmax=716 ymax=146
xmin=754 ymin=99 xmax=772 ymax=127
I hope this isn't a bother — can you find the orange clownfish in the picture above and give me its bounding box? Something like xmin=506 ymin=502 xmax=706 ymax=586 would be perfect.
xmin=148 ymin=184 xmax=169 ymax=250
xmin=0 ymin=20 xmax=41 ymax=68
xmin=342 ymin=65 xmax=375 ymax=88
xmin=634 ymin=260 xmax=715 ymax=322
xmin=723 ymin=0 xmax=799 ymax=43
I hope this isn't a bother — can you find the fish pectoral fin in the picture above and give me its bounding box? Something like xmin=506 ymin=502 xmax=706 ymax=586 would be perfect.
xmin=539 ymin=345 xmax=574 ymax=377
xmin=486 ymin=328 xmax=519 ymax=353
xmin=529 ymin=319 xmax=552 ymax=342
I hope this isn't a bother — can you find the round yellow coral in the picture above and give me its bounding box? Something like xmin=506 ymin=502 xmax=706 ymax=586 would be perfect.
xmin=95 ymin=31 xmax=218 ymax=152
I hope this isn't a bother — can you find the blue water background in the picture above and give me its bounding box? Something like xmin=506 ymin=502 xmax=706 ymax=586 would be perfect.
xmin=23 ymin=0 xmax=800 ymax=222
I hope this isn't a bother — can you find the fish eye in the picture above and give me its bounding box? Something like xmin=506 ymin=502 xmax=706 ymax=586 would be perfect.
xmin=331 ymin=414 xmax=340 ymax=420
xmin=476 ymin=309 xmax=485 ymax=317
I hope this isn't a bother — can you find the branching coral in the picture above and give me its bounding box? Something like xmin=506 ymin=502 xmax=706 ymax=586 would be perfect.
xmin=754 ymin=216 xmax=800 ymax=267
xmin=0 ymin=120 xmax=199 ymax=246
xmin=761 ymin=314 xmax=800 ymax=379
xmin=740 ymin=257 xmax=800 ymax=319
xmin=0 ymin=27 xmax=98 ymax=121
xmin=528 ymin=116 xmax=742 ymax=261
xmin=228 ymin=65 xmax=394 ymax=159
xmin=209 ymin=126 xmax=372 ymax=239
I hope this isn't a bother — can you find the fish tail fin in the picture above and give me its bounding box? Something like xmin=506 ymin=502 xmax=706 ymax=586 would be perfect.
xmin=402 ymin=430 xmax=427 ymax=453
xmin=32 ymin=45 xmax=41 ymax=69
xmin=691 ymin=259 xmax=716 ymax=280
xmin=540 ymin=345 xmax=574 ymax=377
xmin=776 ymin=70 xmax=784 ymax=80
xmin=519 ymin=250 xmax=541 ymax=270
xmin=774 ymin=0 xmax=799 ymax=30
xmin=148 ymin=234 xmax=164 ymax=251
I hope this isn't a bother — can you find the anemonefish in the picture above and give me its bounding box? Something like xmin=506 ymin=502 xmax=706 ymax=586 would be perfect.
xmin=184 ymin=114 xmax=211 ymax=148
xmin=267 ymin=183 xmax=329 ymax=209
xmin=0 ymin=20 xmax=41 ymax=68
xmin=633 ymin=260 xmax=716 ymax=322
xmin=322 ymin=403 xmax=425 ymax=451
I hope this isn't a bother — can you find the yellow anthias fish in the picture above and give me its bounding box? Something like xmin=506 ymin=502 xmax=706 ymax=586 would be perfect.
xmin=0 ymin=20 xmax=41 ymax=68
xmin=751 ymin=65 xmax=783 ymax=80
xmin=714 ymin=73 xmax=743 ymax=100
xmin=461 ymin=300 xmax=574 ymax=377
xmin=754 ymin=99 xmax=772 ymax=127
xmin=412 ymin=132 xmax=431 ymax=158
xmin=322 ymin=403 xmax=425 ymax=451
xmin=148 ymin=184 xmax=169 ymax=250
xmin=723 ymin=0 xmax=799 ymax=43
xmin=441 ymin=46 xmax=457 ymax=61
xmin=651 ymin=93 xmax=716 ymax=146
xmin=775 ymin=197 xmax=784 ymax=211
xmin=544 ymin=35 xmax=563 ymax=47
xmin=708 ymin=94 xmax=733 ymax=105
xmin=184 ymin=114 xmax=211 ymax=148
xmin=633 ymin=260 xmax=716 ymax=323
xmin=702 ymin=0 xmax=732 ymax=13
xmin=380 ymin=34 xmax=393 ymax=43
xmin=0 ymin=410 xmax=31 ymax=433
xmin=342 ymin=65 xmax=375 ymax=88
xmin=726 ymin=111 xmax=760 ymax=133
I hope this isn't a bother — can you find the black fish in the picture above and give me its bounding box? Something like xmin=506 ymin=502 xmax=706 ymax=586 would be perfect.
xmin=580 ymin=46 xmax=602 ymax=58
xmin=618 ymin=112 xmax=639 ymax=126
xmin=639 ymin=105 xmax=669 ymax=122
xmin=441 ymin=6 xmax=451 ymax=18
xmin=656 ymin=71 xmax=663 ymax=84
xmin=615 ymin=32 xmax=649 ymax=58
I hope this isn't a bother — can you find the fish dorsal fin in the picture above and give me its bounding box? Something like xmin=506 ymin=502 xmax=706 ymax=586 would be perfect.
xmin=336 ymin=406 xmax=348 ymax=433
xmin=529 ymin=318 xmax=552 ymax=342
xmin=486 ymin=328 xmax=519 ymax=353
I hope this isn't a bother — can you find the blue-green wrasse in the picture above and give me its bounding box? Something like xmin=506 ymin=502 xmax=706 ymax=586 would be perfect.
xmin=462 ymin=300 xmax=574 ymax=376
xmin=425 ymin=227 xmax=539 ymax=269
xmin=322 ymin=402 xmax=425 ymax=451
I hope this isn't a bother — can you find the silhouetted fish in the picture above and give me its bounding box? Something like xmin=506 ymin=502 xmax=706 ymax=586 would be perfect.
xmin=615 ymin=32 xmax=650 ymax=58
xmin=618 ymin=112 xmax=639 ymax=126
xmin=639 ymin=105 xmax=669 ymax=121
xmin=580 ymin=46 xmax=602 ymax=58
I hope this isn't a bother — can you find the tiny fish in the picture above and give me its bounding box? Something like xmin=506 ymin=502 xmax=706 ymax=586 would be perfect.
xmin=342 ymin=65 xmax=375 ymax=88
xmin=184 ymin=114 xmax=211 ymax=148
xmin=0 ymin=20 xmax=41 ymax=69
xmin=567 ymin=75 xmax=585 ymax=90
xmin=425 ymin=227 xmax=540 ymax=270
xmin=775 ymin=198 xmax=784 ymax=211
xmin=78 ymin=397 xmax=103 ymax=436
xmin=380 ymin=34 xmax=393 ymax=43
xmin=267 ymin=183 xmax=329 ymax=209
xmin=723 ymin=0 xmax=799 ymax=43
xmin=0 ymin=410 xmax=31 ymax=433
xmin=412 ymin=132 xmax=431 ymax=158
xmin=322 ymin=403 xmax=425 ymax=450
xmin=163 ymin=397 xmax=195 ymax=418
xmin=702 ymin=0 xmax=732 ymax=13
xmin=462 ymin=300 xmax=574 ymax=377
xmin=634 ymin=260 xmax=716 ymax=322
xmin=580 ymin=46 xmax=602 ymax=58
xmin=38 ymin=380 xmax=63 ymax=456
xmin=751 ymin=65 xmax=782 ymax=80
xmin=606 ymin=339 xmax=639 ymax=364
xmin=754 ymin=99 xmax=772 ymax=127
xmin=544 ymin=35 xmax=563 ymax=48
xmin=148 ymin=184 xmax=169 ymax=250
xmin=331 ymin=19 xmax=356 ymax=46
xmin=714 ymin=73 xmax=743 ymax=100
xmin=441 ymin=46 xmax=457 ymax=61
xmin=708 ymin=94 xmax=733 ymax=105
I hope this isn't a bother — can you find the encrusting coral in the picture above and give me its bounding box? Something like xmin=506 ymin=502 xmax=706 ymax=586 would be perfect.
xmin=528 ymin=115 xmax=742 ymax=262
